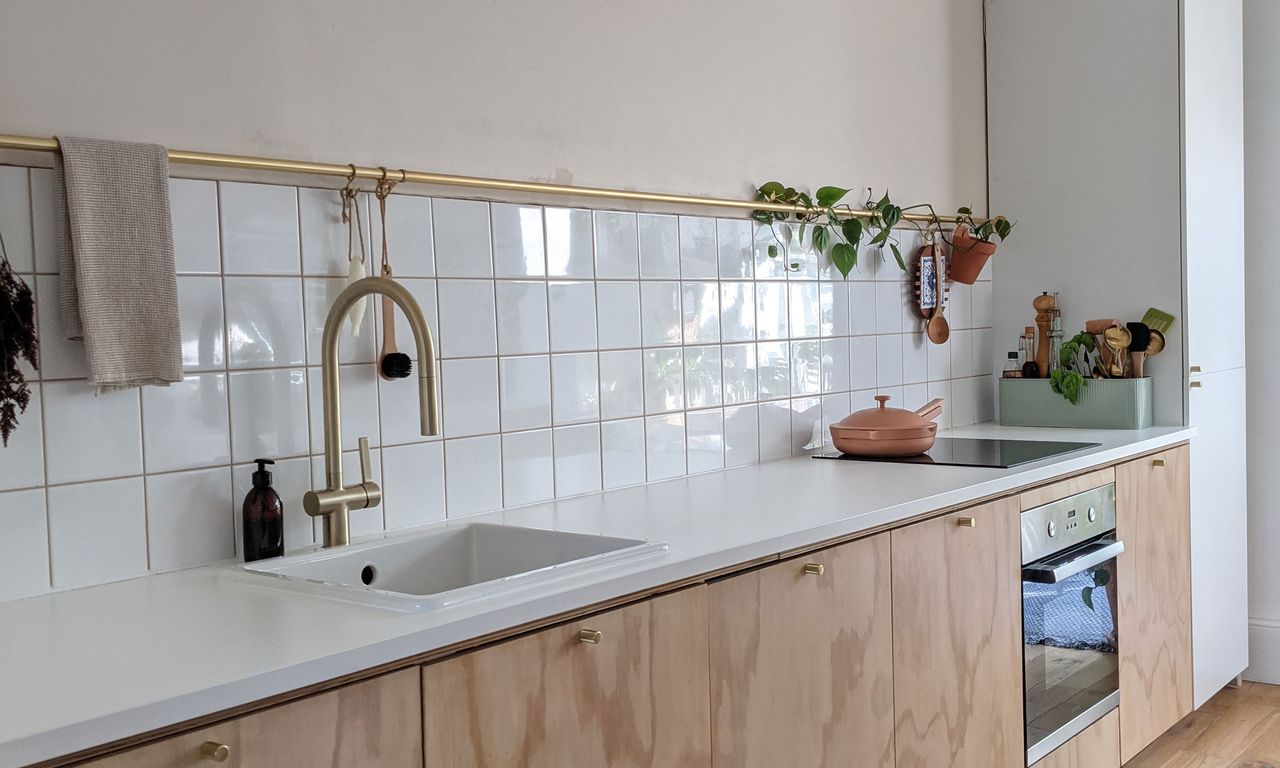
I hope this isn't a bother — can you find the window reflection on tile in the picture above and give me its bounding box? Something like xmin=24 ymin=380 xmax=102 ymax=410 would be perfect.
xmin=678 ymin=216 xmax=718 ymax=279
xmin=790 ymin=397 xmax=822 ymax=454
xmin=720 ymin=282 xmax=755 ymax=342
xmin=717 ymin=219 xmax=753 ymax=279
xmin=821 ymin=338 xmax=850 ymax=394
xmin=491 ymin=203 xmax=545 ymax=278
xmin=594 ymin=211 xmax=639 ymax=278
xmin=684 ymin=346 xmax=722 ymax=409
xmin=681 ymin=282 xmax=720 ymax=344
xmin=499 ymin=355 xmax=552 ymax=431
xmin=757 ymin=341 xmax=790 ymax=401
xmin=553 ymin=423 xmax=602 ymax=497
xmin=645 ymin=413 xmax=685 ymax=480
xmin=599 ymin=350 xmax=644 ymax=420
xmin=723 ymin=404 xmax=759 ymax=468
xmin=640 ymin=281 xmax=682 ymax=346
xmin=546 ymin=208 xmax=594 ymax=278
xmin=789 ymin=282 xmax=820 ymax=338
xmin=791 ymin=340 xmax=821 ymax=396
xmin=601 ymin=419 xmax=646 ymax=489
xmin=722 ymin=343 xmax=758 ymax=406
xmin=638 ymin=214 xmax=679 ymax=279
xmin=643 ymin=348 xmax=684 ymax=414
xmin=597 ymin=282 xmax=641 ymax=349
xmin=551 ymin=352 xmax=600 ymax=425
xmin=686 ymin=408 xmax=724 ymax=474
xmin=756 ymin=282 xmax=789 ymax=340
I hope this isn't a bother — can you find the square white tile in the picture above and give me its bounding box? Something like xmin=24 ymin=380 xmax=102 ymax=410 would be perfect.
xmin=170 ymin=178 xmax=221 ymax=274
xmin=850 ymin=336 xmax=878 ymax=391
xmin=601 ymin=419 xmax=646 ymax=489
xmin=219 ymin=182 xmax=300 ymax=275
xmin=299 ymin=187 xmax=369 ymax=278
xmin=548 ymin=281 xmax=598 ymax=352
xmin=502 ymin=429 xmax=554 ymax=507
xmin=443 ymin=435 xmax=502 ymax=516
xmin=758 ymin=400 xmax=792 ymax=462
xmin=593 ymin=211 xmax=639 ymax=279
xmin=756 ymin=341 xmax=790 ymax=401
xmin=950 ymin=376 xmax=978 ymax=427
xmin=678 ymin=216 xmax=718 ymax=279
xmin=821 ymin=392 xmax=852 ymax=437
xmin=755 ymin=282 xmax=788 ymax=340
xmin=373 ymin=193 xmax=434 ymax=277
xmin=723 ymin=404 xmax=759 ymax=468
xmin=29 ymin=168 xmax=58 ymax=274
xmin=305 ymin=364 xmax=381 ymax=452
xmin=950 ymin=329 xmax=974 ymax=379
xmin=720 ymin=282 xmax=755 ymax=342
xmin=927 ymin=335 xmax=953 ymax=381
xmin=722 ymin=343 xmax=758 ymax=406
xmin=596 ymin=282 xmax=641 ymax=349
xmin=546 ymin=208 xmax=594 ymax=278
xmin=228 ymin=368 xmax=310 ymax=463
xmin=791 ymin=340 xmax=821 ymax=396
xmin=441 ymin=358 xmax=500 ymax=438
xmin=685 ymin=346 xmax=722 ymax=409
xmin=638 ymin=214 xmax=679 ymax=279
xmin=686 ymin=408 xmax=724 ymax=474
xmin=554 ymin=423 xmax=602 ymax=497
xmin=971 ymin=282 xmax=993 ymax=328
xmin=438 ymin=279 xmax=497 ymax=357
xmin=903 ymin=333 xmax=929 ymax=384
xmin=491 ymin=203 xmax=545 ymax=278
xmin=142 ymin=372 xmax=230 ymax=473
xmin=302 ymin=277 xmax=376 ymax=365
xmin=177 ymin=276 xmax=227 ymax=372
xmin=789 ymin=282 xmax=820 ymax=338
xmin=598 ymin=349 xmax=644 ymax=420
xmin=682 ymin=282 xmax=720 ymax=344
xmin=790 ymin=397 xmax=822 ymax=455
xmin=753 ymin=223 xmax=789 ymax=280
xmin=874 ymin=281 xmax=904 ymax=334
xmin=645 ymin=414 xmax=685 ymax=480
xmin=643 ymin=348 xmax=684 ymax=414
xmin=0 ymin=489 xmax=49 ymax=601
xmin=848 ymin=281 xmax=877 ymax=336
xmin=495 ymin=280 xmax=548 ymax=356
xmin=551 ymin=352 xmax=600 ymax=425
xmin=972 ymin=329 xmax=995 ymax=379
xmin=232 ymin=456 xmax=314 ymax=553
xmin=876 ymin=334 xmax=904 ymax=387
xmin=432 ymin=198 xmax=493 ymax=278
xmin=47 ymin=477 xmax=147 ymax=589
xmin=224 ymin=277 xmax=306 ymax=369
xmin=928 ymin=380 xmax=954 ymax=429
xmin=385 ymin=277 xmax=440 ymax=362
xmin=43 ymin=381 xmax=142 ymax=484
xmin=499 ymin=355 xmax=552 ymax=431
xmin=821 ymin=338 xmax=850 ymax=394
xmin=820 ymin=282 xmax=850 ymax=337
xmin=0 ymin=388 xmax=42 ymax=491
xmin=640 ymin=281 xmax=681 ymax=346
xmin=949 ymin=282 xmax=972 ymax=330
xmin=717 ymin=219 xmax=753 ymax=279
xmin=146 ymin=467 xmax=234 ymax=571
xmin=0 ymin=166 xmax=32 ymax=273
xmin=381 ymin=442 xmax=446 ymax=530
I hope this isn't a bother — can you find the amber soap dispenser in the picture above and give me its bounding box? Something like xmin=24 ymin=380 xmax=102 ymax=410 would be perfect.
xmin=243 ymin=458 xmax=284 ymax=562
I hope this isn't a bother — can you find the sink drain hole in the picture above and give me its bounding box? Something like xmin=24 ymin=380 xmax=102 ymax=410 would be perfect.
xmin=360 ymin=564 xmax=377 ymax=585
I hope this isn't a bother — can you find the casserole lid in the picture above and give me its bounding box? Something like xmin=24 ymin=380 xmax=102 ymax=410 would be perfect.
xmin=831 ymin=396 xmax=944 ymax=439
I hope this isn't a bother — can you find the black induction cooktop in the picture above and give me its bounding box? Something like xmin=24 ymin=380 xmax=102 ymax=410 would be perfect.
xmin=813 ymin=437 xmax=1100 ymax=469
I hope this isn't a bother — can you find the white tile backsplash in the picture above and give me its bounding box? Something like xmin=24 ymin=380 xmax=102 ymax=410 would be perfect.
xmin=0 ymin=166 xmax=33 ymax=273
xmin=0 ymin=168 xmax=992 ymax=601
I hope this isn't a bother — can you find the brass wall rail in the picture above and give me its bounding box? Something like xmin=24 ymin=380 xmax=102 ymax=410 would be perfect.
xmin=0 ymin=132 xmax=967 ymax=223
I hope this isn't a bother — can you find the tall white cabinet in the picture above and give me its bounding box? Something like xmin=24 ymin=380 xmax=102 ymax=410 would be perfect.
xmin=986 ymin=0 xmax=1247 ymax=707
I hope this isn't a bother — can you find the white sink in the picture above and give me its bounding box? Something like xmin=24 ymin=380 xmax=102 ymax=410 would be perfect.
xmin=228 ymin=523 xmax=667 ymax=612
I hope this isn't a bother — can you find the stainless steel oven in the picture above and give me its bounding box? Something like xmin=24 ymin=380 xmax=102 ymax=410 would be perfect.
xmin=1022 ymin=483 xmax=1123 ymax=765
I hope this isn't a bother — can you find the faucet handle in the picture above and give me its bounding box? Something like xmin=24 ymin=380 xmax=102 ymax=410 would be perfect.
xmin=357 ymin=436 xmax=374 ymax=484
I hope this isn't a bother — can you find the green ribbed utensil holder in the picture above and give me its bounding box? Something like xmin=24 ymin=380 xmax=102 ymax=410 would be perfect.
xmin=998 ymin=377 xmax=1153 ymax=429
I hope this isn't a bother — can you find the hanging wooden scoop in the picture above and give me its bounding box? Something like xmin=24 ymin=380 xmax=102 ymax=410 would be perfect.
xmin=378 ymin=265 xmax=413 ymax=381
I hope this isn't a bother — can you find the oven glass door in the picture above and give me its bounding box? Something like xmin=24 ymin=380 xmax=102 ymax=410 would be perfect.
xmin=1023 ymin=534 xmax=1122 ymax=764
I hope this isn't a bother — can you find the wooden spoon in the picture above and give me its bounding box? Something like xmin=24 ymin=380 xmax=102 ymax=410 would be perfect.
xmin=925 ymin=249 xmax=950 ymax=344
xmin=1103 ymin=325 xmax=1132 ymax=378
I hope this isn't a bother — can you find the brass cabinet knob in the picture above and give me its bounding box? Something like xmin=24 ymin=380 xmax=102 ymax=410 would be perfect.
xmin=802 ymin=562 xmax=825 ymax=576
xmin=1190 ymin=365 xmax=1203 ymax=373
xmin=1190 ymin=381 xmax=1203 ymax=388
xmin=1152 ymin=458 xmax=1166 ymax=468
xmin=578 ymin=629 xmax=602 ymax=645
xmin=957 ymin=517 xmax=977 ymax=528
xmin=199 ymin=742 xmax=231 ymax=763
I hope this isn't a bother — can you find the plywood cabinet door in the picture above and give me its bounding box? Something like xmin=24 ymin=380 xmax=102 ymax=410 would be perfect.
xmin=1030 ymin=709 xmax=1120 ymax=768
xmin=707 ymin=534 xmax=894 ymax=768
xmin=422 ymin=585 xmax=711 ymax=768
xmin=78 ymin=669 xmax=423 ymax=768
xmin=1117 ymin=446 xmax=1193 ymax=762
xmin=891 ymin=498 xmax=1023 ymax=768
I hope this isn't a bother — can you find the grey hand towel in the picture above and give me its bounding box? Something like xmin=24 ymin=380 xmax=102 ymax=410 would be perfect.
xmin=53 ymin=136 xmax=182 ymax=392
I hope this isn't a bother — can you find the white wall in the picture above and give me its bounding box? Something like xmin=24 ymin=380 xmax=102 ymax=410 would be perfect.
xmin=0 ymin=0 xmax=987 ymax=210
xmin=1244 ymin=0 xmax=1280 ymax=684
xmin=985 ymin=0 xmax=1185 ymax=426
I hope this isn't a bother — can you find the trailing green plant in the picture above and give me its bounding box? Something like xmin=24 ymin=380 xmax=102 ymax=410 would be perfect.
xmin=955 ymin=206 xmax=1015 ymax=243
xmin=752 ymin=184 xmax=947 ymax=278
xmin=1050 ymin=332 xmax=1097 ymax=405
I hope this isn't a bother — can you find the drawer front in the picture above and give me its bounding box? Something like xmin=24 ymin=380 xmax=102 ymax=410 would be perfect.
xmin=78 ymin=669 xmax=421 ymax=768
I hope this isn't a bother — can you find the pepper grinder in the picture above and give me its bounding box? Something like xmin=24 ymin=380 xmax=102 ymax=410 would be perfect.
xmin=1033 ymin=292 xmax=1057 ymax=378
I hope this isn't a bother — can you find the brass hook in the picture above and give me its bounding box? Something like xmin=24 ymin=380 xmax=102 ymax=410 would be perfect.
xmin=345 ymin=164 xmax=357 ymax=184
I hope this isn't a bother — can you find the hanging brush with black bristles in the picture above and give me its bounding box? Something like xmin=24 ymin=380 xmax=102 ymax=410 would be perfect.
xmin=375 ymin=173 xmax=413 ymax=381
xmin=0 ymin=228 xmax=38 ymax=446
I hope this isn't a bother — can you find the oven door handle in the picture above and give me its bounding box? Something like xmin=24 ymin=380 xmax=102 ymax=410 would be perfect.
xmin=1022 ymin=539 xmax=1125 ymax=584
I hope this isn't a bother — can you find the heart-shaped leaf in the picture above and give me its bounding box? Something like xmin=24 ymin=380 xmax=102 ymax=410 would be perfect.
xmin=815 ymin=186 xmax=850 ymax=208
xmin=890 ymin=242 xmax=905 ymax=271
xmin=758 ymin=181 xmax=785 ymax=200
xmin=830 ymin=242 xmax=857 ymax=278
xmin=841 ymin=218 xmax=863 ymax=245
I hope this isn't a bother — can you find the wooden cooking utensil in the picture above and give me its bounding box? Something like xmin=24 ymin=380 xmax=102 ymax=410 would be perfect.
xmin=1126 ymin=322 xmax=1152 ymax=378
xmin=1085 ymin=318 xmax=1121 ymax=375
xmin=378 ymin=266 xmax=413 ymax=381
xmin=1103 ymin=325 xmax=1132 ymax=378
xmin=926 ymin=249 xmax=950 ymax=344
xmin=1146 ymin=328 xmax=1166 ymax=357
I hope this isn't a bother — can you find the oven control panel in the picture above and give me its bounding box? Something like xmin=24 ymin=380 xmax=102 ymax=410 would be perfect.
xmin=1021 ymin=483 xmax=1117 ymax=565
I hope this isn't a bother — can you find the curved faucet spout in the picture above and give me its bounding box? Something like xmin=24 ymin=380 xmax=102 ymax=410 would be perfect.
xmin=304 ymin=276 xmax=440 ymax=547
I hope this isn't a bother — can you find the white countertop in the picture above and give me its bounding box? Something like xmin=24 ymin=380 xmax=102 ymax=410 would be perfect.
xmin=0 ymin=423 xmax=1194 ymax=767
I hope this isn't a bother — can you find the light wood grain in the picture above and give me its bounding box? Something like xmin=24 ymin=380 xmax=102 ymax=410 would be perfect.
xmin=422 ymin=585 xmax=711 ymax=768
xmin=1020 ymin=466 xmax=1116 ymax=510
xmin=890 ymin=498 xmax=1023 ymax=768
xmin=1030 ymin=709 xmax=1119 ymax=768
xmin=77 ymin=669 xmax=422 ymax=768
xmin=708 ymin=535 xmax=894 ymax=768
xmin=1117 ymin=445 xmax=1193 ymax=763
xmin=1125 ymin=682 xmax=1280 ymax=767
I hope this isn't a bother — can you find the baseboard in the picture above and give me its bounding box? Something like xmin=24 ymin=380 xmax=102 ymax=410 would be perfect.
xmin=1244 ymin=617 xmax=1280 ymax=684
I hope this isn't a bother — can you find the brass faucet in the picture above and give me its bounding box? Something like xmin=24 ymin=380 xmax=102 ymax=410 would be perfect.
xmin=303 ymin=277 xmax=439 ymax=547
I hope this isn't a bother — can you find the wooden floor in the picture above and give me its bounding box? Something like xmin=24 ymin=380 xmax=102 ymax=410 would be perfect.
xmin=1127 ymin=682 xmax=1280 ymax=767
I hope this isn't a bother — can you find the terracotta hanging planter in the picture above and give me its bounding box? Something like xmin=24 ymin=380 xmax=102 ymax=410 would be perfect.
xmin=948 ymin=224 xmax=998 ymax=285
